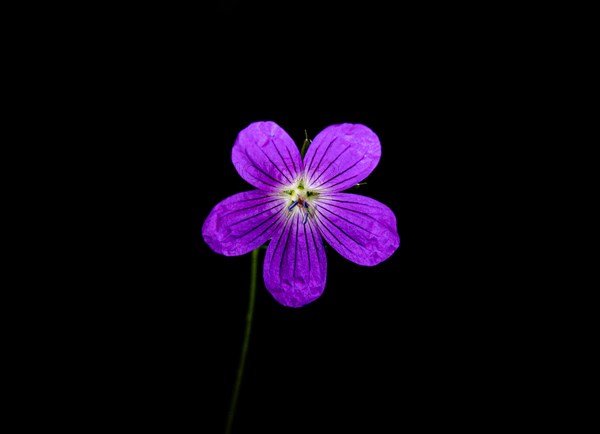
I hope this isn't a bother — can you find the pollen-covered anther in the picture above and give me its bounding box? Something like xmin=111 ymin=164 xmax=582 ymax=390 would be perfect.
xmin=302 ymin=211 xmax=309 ymax=224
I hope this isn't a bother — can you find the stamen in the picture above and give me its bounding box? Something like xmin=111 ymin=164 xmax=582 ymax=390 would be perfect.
xmin=288 ymin=200 xmax=298 ymax=211
xmin=304 ymin=202 xmax=309 ymax=208
xmin=303 ymin=212 xmax=309 ymax=224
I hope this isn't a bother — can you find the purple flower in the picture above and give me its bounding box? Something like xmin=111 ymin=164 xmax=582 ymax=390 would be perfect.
xmin=202 ymin=121 xmax=400 ymax=307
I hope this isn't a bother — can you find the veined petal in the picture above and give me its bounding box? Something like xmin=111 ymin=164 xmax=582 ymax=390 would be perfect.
xmin=232 ymin=121 xmax=303 ymax=191
xmin=202 ymin=190 xmax=285 ymax=256
xmin=263 ymin=213 xmax=327 ymax=307
xmin=304 ymin=123 xmax=381 ymax=192
xmin=315 ymin=193 xmax=399 ymax=266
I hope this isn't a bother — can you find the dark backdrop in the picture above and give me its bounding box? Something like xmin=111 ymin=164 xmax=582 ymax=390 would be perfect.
xmin=76 ymin=3 xmax=540 ymax=433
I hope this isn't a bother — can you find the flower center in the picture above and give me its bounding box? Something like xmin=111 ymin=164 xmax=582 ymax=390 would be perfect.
xmin=281 ymin=178 xmax=319 ymax=224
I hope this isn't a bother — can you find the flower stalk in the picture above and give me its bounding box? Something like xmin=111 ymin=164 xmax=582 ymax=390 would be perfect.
xmin=225 ymin=247 xmax=259 ymax=434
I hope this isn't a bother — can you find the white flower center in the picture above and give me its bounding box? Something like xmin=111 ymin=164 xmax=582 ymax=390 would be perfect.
xmin=280 ymin=177 xmax=321 ymax=224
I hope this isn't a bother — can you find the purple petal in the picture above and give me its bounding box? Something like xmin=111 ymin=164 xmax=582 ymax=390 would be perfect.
xmin=263 ymin=214 xmax=327 ymax=307
xmin=232 ymin=121 xmax=303 ymax=191
xmin=202 ymin=190 xmax=285 ymax=256
xmin=315 ymin=193 xmax=399 ymax=266
xmin=304 ymin=123 xmax=381 ymax=192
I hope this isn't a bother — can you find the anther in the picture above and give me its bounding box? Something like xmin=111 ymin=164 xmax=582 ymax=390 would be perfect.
xmin=288 ymin=200 xmax=298 ymax=211
xmin=303 ymin=211 xmax=309 ymax=224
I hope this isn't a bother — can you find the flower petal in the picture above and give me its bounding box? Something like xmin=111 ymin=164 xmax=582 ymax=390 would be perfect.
xmin=232 ymin=121 xmax=303 ymax=191
xmin=304 ymin=123 xmax=381 ymax=192
xmin=315 ymin=193 xmax=399 ymax=266
xmin=263 ymin=213 xmax=328 ymax=307
xmin=202 ymin=190 xmax=285 ymax=256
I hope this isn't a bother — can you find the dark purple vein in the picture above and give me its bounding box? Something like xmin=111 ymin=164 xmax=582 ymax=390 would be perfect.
xmin=308 ymin=221 xmax=322 ymax=269
xmin=319 ymin=198 xmax=374 ymax=206
xmin=222 ymin=198 xmax=281 ymax=218
xmin=318 ymin=201 xmax=382 ymax=224
xmin=279 ymin=216 xmax=293 ymax=272
xmin=317 ymin=212 xmax=365 ymax=247
xmin=259 ymin=148 xmax=291 ymax=184
xmin=323 ymin=174 xmax=362 ymax=191
xmin=303 ymin=217 xmax=311 ymax=273
xmin=230 ymin=202 xmax=283 ymax=227
xmin=306 ymin=138 xmax=337 ymax=179
xmin=271 ymin=139 xmax=295 ymax=182
xmin=261 ymin=216 xmax=288 ymax=263
xmin=318 ymin=203 xmax=377 ymax=235
xmin=293 ymin=214 xmax=299 ymax=277
xmin=249 ymin=173 xmax=278 ymax=189
xmin=247 ymin=213 xmax=284 ymax=246
xmin=236 ymin=194 xmax=271 ymax=203
xmin=314 ymin=154 xmax=365 ymax=189
xmin=304 ymin=141 xmax=320 ymax=175
xmin=286 ymin=146 xmax=299 ymax=175
xmin=310 ymin=145 xmax=351 ymax=186
xmin=314 ymin=214 xmax=354 ymax=254
xmin=249 ymin=164 xmax=282 ymax=187
xmin=240 ymin=210 xmax=278 ymax=238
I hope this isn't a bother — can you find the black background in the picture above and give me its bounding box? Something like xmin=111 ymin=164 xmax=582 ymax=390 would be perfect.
xmin=52 ymin=2 xmax=549 ymax=433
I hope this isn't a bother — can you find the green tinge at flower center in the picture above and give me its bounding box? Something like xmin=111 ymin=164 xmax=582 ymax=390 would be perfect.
xmin=281 ymin=179 xmax=320 ymax=224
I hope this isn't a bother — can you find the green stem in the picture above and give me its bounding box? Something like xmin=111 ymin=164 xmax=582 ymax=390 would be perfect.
xmin=225 ymin=247 xmax=259 ymax=434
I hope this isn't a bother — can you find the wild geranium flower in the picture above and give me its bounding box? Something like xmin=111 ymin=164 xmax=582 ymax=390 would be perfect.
xmin=202 ymin=121 xmax=400 ymax=307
